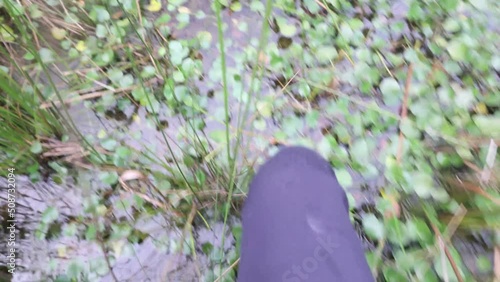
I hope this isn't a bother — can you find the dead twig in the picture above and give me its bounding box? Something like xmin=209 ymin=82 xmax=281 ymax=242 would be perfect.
xmin=118 ymin=170 xmax=184 ymax=217
xmin=396 ymin=64 xmax=414 ymax=164
xmin=314 ymin=0 xmax=328 ymax=10
xmin=438 ymin=236 xmax=450 ymax=282
xmin=98 ymin=237 xmax=119 ymax=282
xmin=494 ymin=244 xmax=500 ymax=281
xmin=429 ymin=223 xmax=464 ymax=282
xmin=445 ymin=177 xmax=500 ymax=205
xmin=480 ymin=139 xmax=497 ymax=183
xmin=443 ymin=204 xmax=467 ymax=239
xmin=214 ymin=258 xmax=240 ymax=282
xmin=179 ymin=203 xmax=202 ymax=279
xmin=136 ymin=0 xmax=143 ymax=26
xmin=39 ymin=77 xmax=161 ymax=109
xmin=40 ymin=89 xmax=119 ymax=109
xmin=376 ymin=51 xmax=394 ymax=78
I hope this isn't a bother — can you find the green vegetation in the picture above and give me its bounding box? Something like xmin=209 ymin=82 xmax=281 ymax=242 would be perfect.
xmin=0 ymin=70 xmax=63 ymax=176
xmin=1 ymin=0 xmax=499 ymax=281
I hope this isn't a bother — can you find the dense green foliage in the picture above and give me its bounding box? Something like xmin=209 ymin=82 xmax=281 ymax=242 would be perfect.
xmin=1 ymin=0 xmax=499 ymax=281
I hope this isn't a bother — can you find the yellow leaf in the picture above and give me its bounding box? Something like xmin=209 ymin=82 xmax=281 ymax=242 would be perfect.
xmin=178 ymin=6 xmax=190 ymax=14
xmin=75 ymin=40 xmax=86 ymax=52
xmin=97 ymin=129 xmax=107 ymax=139
xmin=132 ymin=113 xmax=140 ymax=124
xmin=146 ymin=0 xmax=162 ymax=12
xmin=475 ymin=102 xmax=488 ymax=115
xmin=112 ymin=240 xmax=125 ymax=257
xmin=0 ymin=24 xmax=16 ymax=42
xmin=51 ymin=27 xmax=67 ymax=41
xmin=57 ymin=246 xmax=67 ymax=258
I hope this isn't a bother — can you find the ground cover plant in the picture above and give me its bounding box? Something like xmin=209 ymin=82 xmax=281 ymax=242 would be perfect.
xmin=0 ymin=0 xmax=499 ymax=281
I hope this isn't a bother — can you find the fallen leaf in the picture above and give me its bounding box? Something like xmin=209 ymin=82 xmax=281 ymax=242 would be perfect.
xmin=119 ymin=170 xmax=145 ymax=182
xmin=51 ymin=27 xmax=67 ymax=40
xmin=146 ymin=0 xmax=162 ymax=12
xmin=75 ymin=41 xmax=86 ymax=52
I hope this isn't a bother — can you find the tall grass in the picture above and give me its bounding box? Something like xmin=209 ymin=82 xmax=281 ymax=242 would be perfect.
xmin=213 ymin=0 xmax=274 ymax=279
xmin=0 ymin=1 xmax=67 ymax=174
xmin=0 ymin=0 xmax=107 ymax=169
xmin=0 ymin=68 xmax=62 ymax=174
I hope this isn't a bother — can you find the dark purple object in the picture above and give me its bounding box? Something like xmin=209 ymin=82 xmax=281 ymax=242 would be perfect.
xmin=238 ymin=146 xmax=374 ymax=282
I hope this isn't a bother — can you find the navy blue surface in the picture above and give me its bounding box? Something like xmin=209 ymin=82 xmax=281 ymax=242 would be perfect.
xmin=238 ymin=146 xmax=374 ymax=282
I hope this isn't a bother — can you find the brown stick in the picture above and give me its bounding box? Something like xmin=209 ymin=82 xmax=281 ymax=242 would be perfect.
xmin=494 ymin=246 xmax=500 ymax=280
xmin=214 ymin=258 xmax=241 ymax=282
xmin=39 ymin=77 xmax=161 ymax=109
xmin=445 ymin=177 xmax=500 ymax=205
xmin=396 ymin=64 xmax=414 ymax=164
xmin=430 ymin=223 xmax=465 ymax=282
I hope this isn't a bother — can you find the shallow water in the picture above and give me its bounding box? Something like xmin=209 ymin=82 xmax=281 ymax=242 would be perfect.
xmin=0 ymin=174 xmax=240 ymax=281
